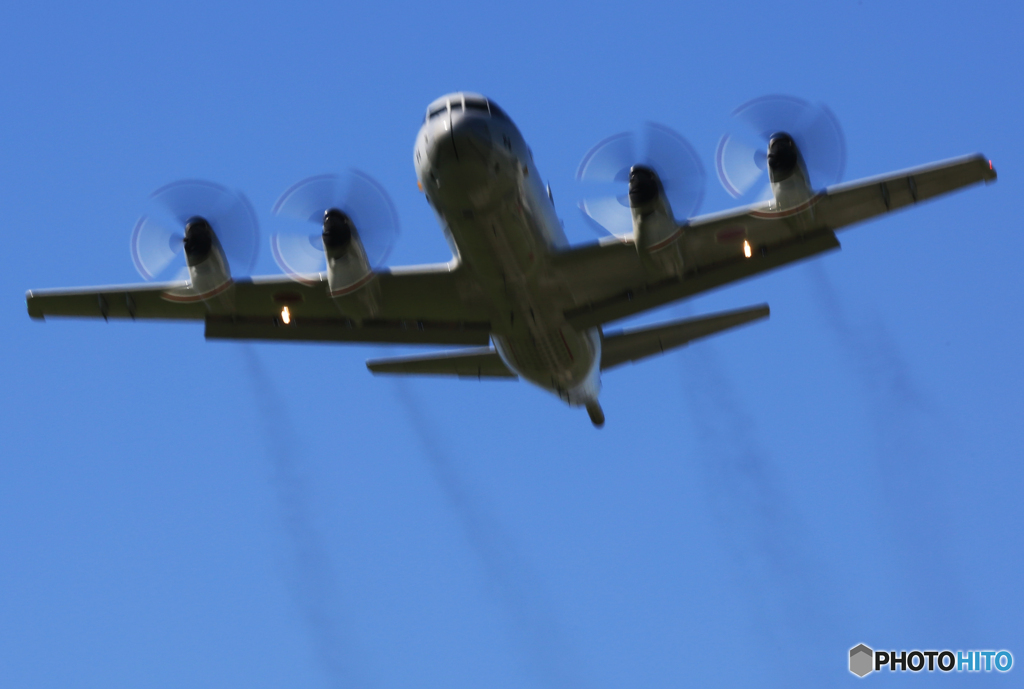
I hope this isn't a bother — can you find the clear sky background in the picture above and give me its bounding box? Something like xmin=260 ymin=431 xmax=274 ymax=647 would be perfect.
xmin=2 ymin=1 xmax=1021 ymax=687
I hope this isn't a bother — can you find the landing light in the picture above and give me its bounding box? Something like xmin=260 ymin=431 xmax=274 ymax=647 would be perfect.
xmin=743 ymin=240 xmax=752 ymax=258
xmin=281 ymin=306 xmax=291 ymax=325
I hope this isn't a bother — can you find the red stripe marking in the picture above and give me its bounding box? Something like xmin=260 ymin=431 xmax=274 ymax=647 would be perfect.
xmin=647 ymin=227 xmax=683 ymax=252
xmin=748 ymin=193 xmax=823 ymax=219
xmin=559 ymin=329 xmax=575 ymax=363
xmin=715 ymin=225 xmax=748 ymax=244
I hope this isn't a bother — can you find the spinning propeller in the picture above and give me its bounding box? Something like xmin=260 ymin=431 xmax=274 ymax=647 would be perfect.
xmin=576 ymin=122 xmax=705 ymax=235
xmin=715 ymin=95 xmax=846 ymax=200
xmin=270 ymin=171 xmax=400 ymax=283
xmin=130 ymin=180 xmax=260 ymax=281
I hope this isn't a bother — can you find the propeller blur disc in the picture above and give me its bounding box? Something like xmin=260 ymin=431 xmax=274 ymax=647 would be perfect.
xmin=130 ymin=216 xmax=184 ymax=280
xmin=576 ymin=122 xmax=704 ymax=235
xmin=270 ymin=171 xmax=399 ymax=282
xmin=268 ymin=233 xmax=327 ymax=284
xmin=716 ymin=95 xmax=846 ymax=199
xmin=130 ymin=180 xmax=260 ymax=281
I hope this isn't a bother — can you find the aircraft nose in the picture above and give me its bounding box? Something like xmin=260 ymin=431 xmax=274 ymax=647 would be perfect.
xmin=427 ymin=112 xmax=493 ymax=169
xmin=451 ymin=113 xmax=492 ymax=160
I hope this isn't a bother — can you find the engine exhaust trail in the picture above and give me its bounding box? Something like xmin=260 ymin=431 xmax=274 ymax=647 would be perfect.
xmin=239 ymin=346 xmax=371 ymax=689
xmin=805 ymin=262 xmax=972 ymax=632
xmin=391 ymin=379 xmax=581 ymax=689
xmin=676 ymin=333 xmax=842 ymax=681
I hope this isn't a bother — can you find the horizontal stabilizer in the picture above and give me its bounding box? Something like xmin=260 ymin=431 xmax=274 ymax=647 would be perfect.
xmin=601 ymin=304 xmax=770 ymax=370
xmin=366 ymin=347 xmax=516 ymax=379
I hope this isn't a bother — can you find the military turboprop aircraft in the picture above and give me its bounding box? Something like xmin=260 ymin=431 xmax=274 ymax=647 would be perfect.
xmin=26 ymin=93 xmax=996 ymax=427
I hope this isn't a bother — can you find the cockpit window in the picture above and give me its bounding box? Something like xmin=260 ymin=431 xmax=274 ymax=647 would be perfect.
xmin=487 ymin=101 xmax=510 ymax=122
xmin=425 ymin=97 xmax=510 ymax=123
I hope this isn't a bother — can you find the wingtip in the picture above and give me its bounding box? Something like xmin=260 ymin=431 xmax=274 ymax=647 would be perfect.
xmin=985 ymin=157 xmax=997 ymax=182
xmin=736 ymin=303 xmax=770 ymax=323
xmin=25 ymin=291 xmax=44 ymax=320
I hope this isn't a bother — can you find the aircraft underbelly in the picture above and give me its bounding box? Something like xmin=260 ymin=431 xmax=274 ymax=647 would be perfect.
xmin=492 ymin=327 xmax=600 ymax=402
xmin=443 ymin=182 xmax=595 ymax=398
xmin=419 ymin=105 xmax=600 ymax=403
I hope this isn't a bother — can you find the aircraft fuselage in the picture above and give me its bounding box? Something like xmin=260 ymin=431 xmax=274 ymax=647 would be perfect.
xmin=414 ymin=93 xmax=603 ymax=412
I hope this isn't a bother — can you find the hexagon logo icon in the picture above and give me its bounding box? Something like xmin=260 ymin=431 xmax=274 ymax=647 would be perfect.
xmin=850 ymin=644 xmax=874 ymax=677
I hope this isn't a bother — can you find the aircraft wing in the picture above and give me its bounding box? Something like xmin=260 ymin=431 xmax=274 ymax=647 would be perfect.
xmin=27 ymin=155 xmax=995 ymax=346
xmin=555 ymin=154 xmax=996 ymax=328
xmin=26 ymin=264 xmax=494 ymax=346
xmin=364 ymin=303 xmax=770 ymax=378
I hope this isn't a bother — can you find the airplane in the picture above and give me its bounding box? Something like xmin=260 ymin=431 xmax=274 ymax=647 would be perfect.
xmin=25 ymin=92 xmax=997 ymax=427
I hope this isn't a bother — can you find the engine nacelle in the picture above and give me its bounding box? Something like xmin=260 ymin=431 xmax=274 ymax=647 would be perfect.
xmin=182 ymin=216 xmax=232 ymax=296
xmin=321 ymin=209 xmax=375 ymax=297
xmin=767 ymin=133 xmax=815 ymax=209
xmin=629 ymin=166 xmax=685 ymax=275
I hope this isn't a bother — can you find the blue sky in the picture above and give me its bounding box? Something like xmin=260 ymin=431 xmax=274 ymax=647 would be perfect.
xmin=2 ymin=0 xmax=1021 ymax=686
